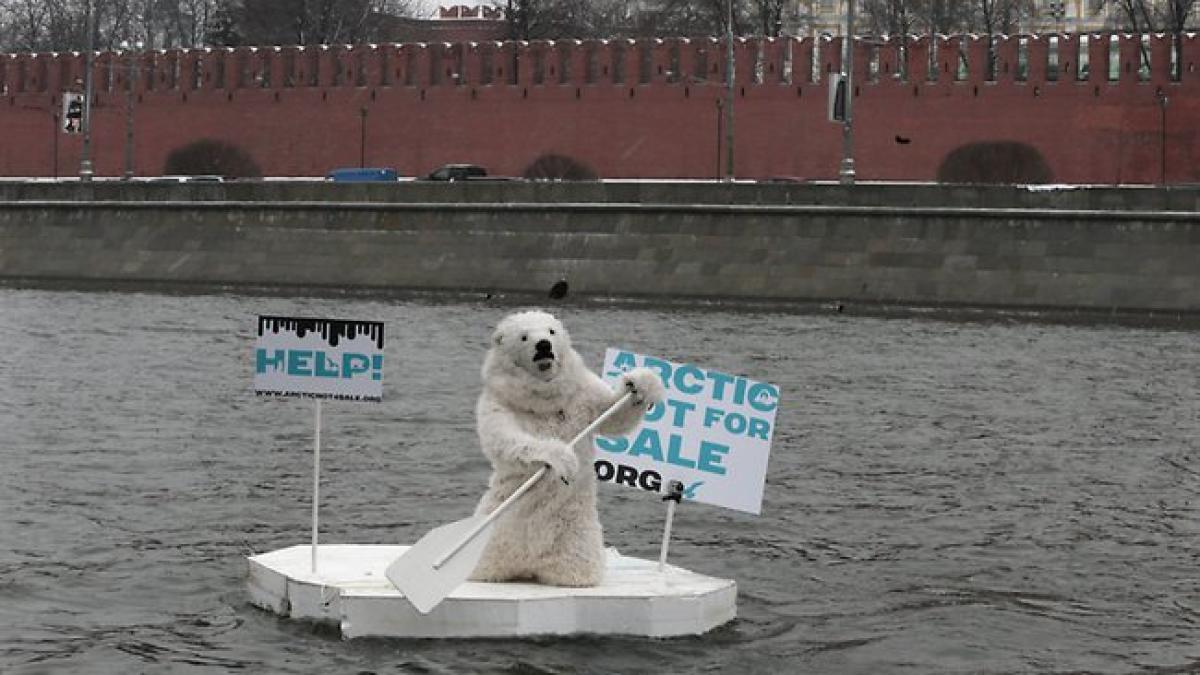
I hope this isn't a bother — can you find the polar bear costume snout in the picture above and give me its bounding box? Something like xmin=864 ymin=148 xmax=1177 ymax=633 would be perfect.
xmin=532 ymin=339 xmax=555 ymax=370
xmin=493 ymin=311 xmax=568 ymax=381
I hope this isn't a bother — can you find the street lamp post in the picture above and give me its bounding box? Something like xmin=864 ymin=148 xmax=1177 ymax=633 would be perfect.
xmin=359 ymin=107 xmax=368 ymax=168
xmin=715 ymin=98 xmax=723 ymax=178
xmin=121 ymin=40 xmax=144 ymax=181
xmin=1158 ymin=91 xmax=1169 ymax=185
xmin=79 ymin=0 xmax=94 ymax=182
xmin=52 ymin=111 xmax=59 ymax=178
xmin=724 ymin=0 xmax=735 ymax=181
xmin=839 ymin=0 xmax=856 ymax=185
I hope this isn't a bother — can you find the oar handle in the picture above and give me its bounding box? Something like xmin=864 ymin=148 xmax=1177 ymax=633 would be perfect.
xmin=567 ymin=391 xmax=636 ymax=448
xmin=433 ymin=391 xmax=635 ymax=570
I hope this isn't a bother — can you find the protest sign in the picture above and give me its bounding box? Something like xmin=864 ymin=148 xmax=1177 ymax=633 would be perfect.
xmin=594 ymin=349 xmax=779 ymax=515
xmin=254 ymin=316 xmax=384 ymax=402
xmin=252 ymin=315 xmax=385 ymax=574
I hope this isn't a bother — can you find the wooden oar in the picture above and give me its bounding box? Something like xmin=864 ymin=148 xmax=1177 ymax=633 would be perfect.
xmin=386 ymin=392 xmax=635 ymax=614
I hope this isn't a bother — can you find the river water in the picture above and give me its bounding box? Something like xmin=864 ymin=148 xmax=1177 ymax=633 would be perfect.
xmin=0 ymin=288 xmax=1197 ymax=674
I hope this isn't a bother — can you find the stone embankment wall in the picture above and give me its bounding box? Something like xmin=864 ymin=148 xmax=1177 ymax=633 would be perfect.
xmin=0 ymin=182 xmax=1196 ymax=313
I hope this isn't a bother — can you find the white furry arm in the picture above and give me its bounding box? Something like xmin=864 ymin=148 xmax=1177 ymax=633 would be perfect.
xmin=589 ymin=366 xmax=666 ymax=436
xmin=475 ymin=395 xmax=579 ymax=478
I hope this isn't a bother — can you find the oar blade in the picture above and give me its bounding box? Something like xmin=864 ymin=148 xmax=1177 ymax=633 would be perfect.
xmin=385 ymin=514 xmax=494 ymax=614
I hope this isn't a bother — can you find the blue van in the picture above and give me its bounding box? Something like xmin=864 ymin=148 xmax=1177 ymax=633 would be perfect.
xmin=326 ymin=168 xmax=399 ymax=182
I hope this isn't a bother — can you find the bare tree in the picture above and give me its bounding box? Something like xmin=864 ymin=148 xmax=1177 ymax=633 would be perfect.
xmin=1094 ymin=1 xmax=1200 ymax=32
xmin=0 ymin=0 xmax=54 ymax=51
xmin=168 ymin=0 xmax=217 ymax=47
xmin=969 ymin=0 xmax=1034 ymax=81
xmin=1098 ymin=0 xmax=1196 ymax=78
xmin=751 ymin=0 xmax=786 ymax=36
xmin=971 ymin=0 xmax=1034 ymax=34
xmin=1104 ymin=0 xmax=1158 ymax=30
xmin=498 ymin=0 xmax=629 ymax=40
xmin=1162 ymin=0 xmax=1198 ymax=28
xmin=859 ymin=0 xmax=973 ymax=35
xmin=915 ymin=0 xmax=971 ymax=34
xmin=860 ymin=0 xmax=972 ymax=81
xmin=0 ymin=0 xmax=416 ymax=51
xmin=860 ymin=0 xmax=921 ymax=35
xmin=209 ymin=0 xmax=417 ymax=46
xmin=1159 ymin=0 xmax=1195 ymax=78
xmin=626 ymin=0 xmax=749 ymax=39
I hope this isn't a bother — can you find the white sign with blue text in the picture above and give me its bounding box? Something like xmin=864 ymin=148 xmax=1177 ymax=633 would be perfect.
xmin=594 ymin=349 xmax=780 ymax=515
xmin=254 ymin=316 xmax=385 ymax=402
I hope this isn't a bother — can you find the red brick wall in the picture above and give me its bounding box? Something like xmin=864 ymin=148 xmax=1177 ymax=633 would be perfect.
xmin=1 ymin=34 xmax=1196 ymax=183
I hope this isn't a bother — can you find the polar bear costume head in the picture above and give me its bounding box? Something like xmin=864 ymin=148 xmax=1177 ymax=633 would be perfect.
xmin=482 ymin=310 xmax=585 ymax=412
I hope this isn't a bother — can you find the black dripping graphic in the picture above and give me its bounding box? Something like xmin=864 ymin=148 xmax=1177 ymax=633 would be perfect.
xmin=257 ymin=316 xmax=385 ymax=349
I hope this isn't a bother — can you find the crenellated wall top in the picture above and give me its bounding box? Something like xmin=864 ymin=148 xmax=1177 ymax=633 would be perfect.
xmin=0 ymin=32 xmax=1195 ymax=95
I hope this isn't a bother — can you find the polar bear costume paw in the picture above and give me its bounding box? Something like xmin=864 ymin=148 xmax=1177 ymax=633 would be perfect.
xmin=620 ymin=366 xmax=666 ymax=410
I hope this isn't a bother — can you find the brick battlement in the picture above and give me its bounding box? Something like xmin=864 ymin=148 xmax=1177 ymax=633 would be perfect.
xmin=3 ymin=33 xmax=1196 ymax=97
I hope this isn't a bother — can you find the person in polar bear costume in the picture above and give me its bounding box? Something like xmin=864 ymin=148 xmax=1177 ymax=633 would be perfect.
xmin=469 ymin=310 xmax=665 ymax=587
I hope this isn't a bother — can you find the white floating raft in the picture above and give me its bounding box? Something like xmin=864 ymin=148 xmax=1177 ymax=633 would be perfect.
xmin=247 ymin=544 xmax=736 ymax=639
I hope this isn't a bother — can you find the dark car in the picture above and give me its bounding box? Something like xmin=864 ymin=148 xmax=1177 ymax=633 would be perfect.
xmin=425 ymin=164 xmax=488 ymax=181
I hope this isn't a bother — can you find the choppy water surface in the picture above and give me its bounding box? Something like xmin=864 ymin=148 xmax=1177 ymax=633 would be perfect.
xmin=0 ymin=289 xmax=1197 ymax=674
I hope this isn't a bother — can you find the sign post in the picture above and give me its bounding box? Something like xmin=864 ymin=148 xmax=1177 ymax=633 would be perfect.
xmin=658 ymin=480 xmax=684 ymax=572
xmin=311 ymin=398 xmax=321 ymax=573
xmin=595 ymin=349 xmax=780 ymax=514
xmin=253 ymin=316 xmax=385 ymax=574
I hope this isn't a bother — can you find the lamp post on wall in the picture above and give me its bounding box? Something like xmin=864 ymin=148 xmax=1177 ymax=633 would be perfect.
xmin=120 ymin=39 xmax=144 ymax=181
xmin=724 ymin=0 xmax=735 ymax=181
xmin=79 ymin=0 xmax=95 ymax=182
xmin=359 ymin=107 xmax=368 ymax=168
xmin=839 ymin=0 xmax=857 ymax=185
xmin=1157 ymin=90 xmax=1169 ymax=185
xmin=715 ymin=98 xmax=723 ymax=178
xmin=52 ymin=111 xmax=59 ymax=178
